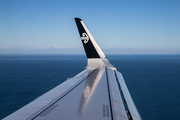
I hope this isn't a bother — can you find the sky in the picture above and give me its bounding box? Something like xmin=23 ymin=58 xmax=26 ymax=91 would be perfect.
xmin=0 ymin=0 xmax=180 ymax=54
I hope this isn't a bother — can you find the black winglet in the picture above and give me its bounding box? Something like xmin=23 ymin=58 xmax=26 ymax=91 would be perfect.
xmin=75 ymin=18 xmax=82 ymax=21
xmin=74 ymin=18 xmax=100 ymax=58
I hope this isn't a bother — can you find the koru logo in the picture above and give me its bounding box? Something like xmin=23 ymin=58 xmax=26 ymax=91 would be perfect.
xmin=81 ymin=33 xmax=89 ymax=44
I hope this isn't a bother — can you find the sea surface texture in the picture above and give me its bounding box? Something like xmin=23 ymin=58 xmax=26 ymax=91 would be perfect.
xmin=0 ymin=54 xmax=180 ymax=120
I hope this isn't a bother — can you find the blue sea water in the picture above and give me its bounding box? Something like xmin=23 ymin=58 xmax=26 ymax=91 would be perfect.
xmin=0 ymin=54 xmax=180 ymax=119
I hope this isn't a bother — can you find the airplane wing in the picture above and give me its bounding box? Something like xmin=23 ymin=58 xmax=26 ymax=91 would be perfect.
xmin=3 ymin=18 xmax=142 ymax=120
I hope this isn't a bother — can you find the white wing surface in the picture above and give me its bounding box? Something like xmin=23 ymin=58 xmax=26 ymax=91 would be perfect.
xmin=3 ymin=18 xmax=141 ymax=120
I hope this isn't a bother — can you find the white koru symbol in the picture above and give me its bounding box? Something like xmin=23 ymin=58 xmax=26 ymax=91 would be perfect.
xmin=81 ymin=33 xmax=89 ymax=44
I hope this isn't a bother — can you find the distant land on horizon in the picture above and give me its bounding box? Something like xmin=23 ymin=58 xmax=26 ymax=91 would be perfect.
xmin=0 ymin=47 xmax=180 ymax=55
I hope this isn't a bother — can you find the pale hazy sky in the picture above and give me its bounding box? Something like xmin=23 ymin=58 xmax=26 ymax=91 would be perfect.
xmin=0 ymin=0 xmax=180 ymax=54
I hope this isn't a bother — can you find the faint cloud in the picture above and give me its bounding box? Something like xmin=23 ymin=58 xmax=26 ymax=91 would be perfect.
xmin=46 ymin=45 xmax=63 ymax=49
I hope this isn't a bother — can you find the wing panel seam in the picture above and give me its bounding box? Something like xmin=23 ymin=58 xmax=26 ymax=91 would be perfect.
xmin=105 ymin=67 xmax=114 ymax=120
xmin=114 ymin=70 xmax=133 ymax=120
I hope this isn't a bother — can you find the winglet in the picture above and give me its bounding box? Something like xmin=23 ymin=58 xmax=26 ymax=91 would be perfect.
xmin=75 ymin=18 xmax=116 ymax=70
xmin=74 ymin=18 xmax=105 ymax=59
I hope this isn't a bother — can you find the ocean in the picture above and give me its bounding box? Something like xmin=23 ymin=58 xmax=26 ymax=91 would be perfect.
xmin=0 ymin=54 xmax=180 ymax=119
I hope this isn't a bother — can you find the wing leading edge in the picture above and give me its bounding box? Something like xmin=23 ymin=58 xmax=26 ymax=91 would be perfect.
xmin=3 ymin=18 xmax=141 ymax=120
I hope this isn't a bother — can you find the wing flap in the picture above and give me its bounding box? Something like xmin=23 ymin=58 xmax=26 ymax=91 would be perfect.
xmin=115 ymin=71 xmax=142 ymax=120
xmin=106 ymin=68 xmax=128 ymax=120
